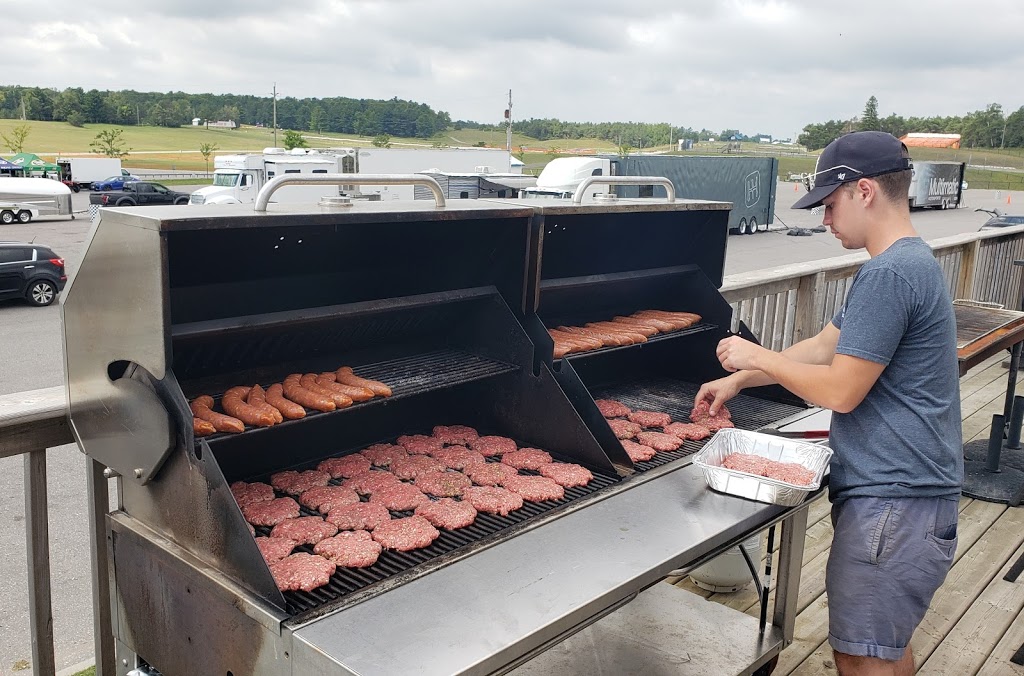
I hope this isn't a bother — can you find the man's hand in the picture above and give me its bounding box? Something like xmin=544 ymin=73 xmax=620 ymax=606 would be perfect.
xmin=716 ymin=335 xmax=771 ymax=372
xmin=695 ymin=376 xmax=743 ymax=417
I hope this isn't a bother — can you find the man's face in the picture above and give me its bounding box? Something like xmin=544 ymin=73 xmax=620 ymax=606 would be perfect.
xmin=821 ymin=183 xmax=866 ymax=250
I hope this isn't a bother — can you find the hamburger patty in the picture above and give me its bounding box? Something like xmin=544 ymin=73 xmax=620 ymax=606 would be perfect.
xmin=269 ymin=553 xmax=335 ymax=592
xmin=636 ymin=431 xmax=683 ymax=452
xmin=415 ymin=498 xmax=478 ymax=530
xmin=501 ymin=475 xmax=565 ymax=502
xmin=326 ymin=502 xmax=392 ymax=531
xmin=621 ymin=440 xmax=657 ymax=462
xmin=242 ymin=497 xmax=301 ymax=527
xmin=369 ymin=483 xmax=430 ymax=511
xmin=314 ymin=531 xmax=383 ymax=568
xmin=396 ymin=434 xmax=445 ymax=455
xmin=390 ymin=455 xmax=445 ymax=481
xmin=432 ymin=424 xmax=480 ymax=445
xmin=359 ymin=444 xmax=410 ymax=467
xmin=270 ymin=516 xmax=338 ymax=545
xmin=466 ymin=435 xmax=517 ymax=456
xmin=501 ymin=448 xmax=553 ymax=471
xmin=269 ymin=470 xmax=331 ymax=496
xmin=594 ymin=399 xmax=632 ymax=418
xmin=230 ymin=481 xmax=275 ymax=507
xmin=372 ymin=515 xmax=440 ymax=551
xmin=465 ymin=462 xmax=520 ymax=487
xmin=344 ymin=470 xmax=403 ymax=496
xmin=255 ymin=536 xmax=297 ymax=563
xmin=298 ymin=485 xmax=360 ymax=513
xmin=537 ymin=463 xmax=593 ymax=488
xmin=429 ymin=446 xmax=487 ymax=471
xmin=414 ymin=471 xmax=472 ymax=497
xmin=607 ymin=419 xmax=642 ymax=440
xmin=463 ymin=486 xmax=524 ymax=516
xmin=317 ymin=454 xmax=372 ymax=479
xmin=628 ymin=410 xmax=673 ymax=428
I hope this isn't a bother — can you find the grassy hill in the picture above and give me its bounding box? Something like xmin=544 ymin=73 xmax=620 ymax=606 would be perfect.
xmin=0 ymin=119 xmax=617 ymax=173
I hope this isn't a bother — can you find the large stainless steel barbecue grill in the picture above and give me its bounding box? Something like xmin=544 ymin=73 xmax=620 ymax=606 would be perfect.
xmin=64 ymin=178 xmax=818 ymax=676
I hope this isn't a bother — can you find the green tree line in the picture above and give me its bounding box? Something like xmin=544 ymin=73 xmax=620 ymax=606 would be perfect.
xmin=455 ymin=118 xmax=767 ymax=148
xmin=0 ymin=85 xmax=452 ymax=138
xmin=799 ymin=96 xmax=1024 ymax=151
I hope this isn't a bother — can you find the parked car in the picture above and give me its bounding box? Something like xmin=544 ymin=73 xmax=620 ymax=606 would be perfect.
xmin=89 ymin=181 xmax=191 ymax=207
xmin=91 ymin=175 xmax=139 ymax=191
xmin=977 ymin=208 xmax=1024 ymax=231
xmin=0 ymin=241 xmax=67 ymax=307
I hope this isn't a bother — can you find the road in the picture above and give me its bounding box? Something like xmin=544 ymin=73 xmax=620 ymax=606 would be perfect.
xmin=0 ymin=183 xmax=1020 ymax=674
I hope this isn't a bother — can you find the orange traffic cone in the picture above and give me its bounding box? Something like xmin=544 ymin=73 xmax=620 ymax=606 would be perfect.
xmin=1008 ymin=194 xmax=1013 ymax=205
xmin=794 ymin=183 xmax=798 ymax=192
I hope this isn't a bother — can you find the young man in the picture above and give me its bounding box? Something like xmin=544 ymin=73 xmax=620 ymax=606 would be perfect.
xmin=696 ymin=131 xmax=963 ymax=676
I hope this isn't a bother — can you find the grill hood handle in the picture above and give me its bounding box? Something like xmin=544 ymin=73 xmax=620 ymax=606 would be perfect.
xmin=571 ymin=176 xmax=676 ymax=204
xmin=254 ymin=173 xmax=446 ymax=211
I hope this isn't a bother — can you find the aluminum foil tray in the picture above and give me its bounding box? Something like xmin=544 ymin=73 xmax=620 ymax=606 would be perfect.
xmin=693 ymin=428 xmax=832 ymax=506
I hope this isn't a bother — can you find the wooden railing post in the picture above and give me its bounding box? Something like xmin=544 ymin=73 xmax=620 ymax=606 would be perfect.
xmin=957 ymin=240 xmax=981 ymax=300
xmin=793 ymin=271 xmax=826 ymax=343
xmin=88 ymin=459 xmax=116 ymax=676
xmin=25 ymin=449 xmax=55 ymax=676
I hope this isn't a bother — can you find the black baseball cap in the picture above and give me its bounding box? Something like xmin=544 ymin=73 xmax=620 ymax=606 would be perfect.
xmin=793 ymin=131 xmax=912 ymax=209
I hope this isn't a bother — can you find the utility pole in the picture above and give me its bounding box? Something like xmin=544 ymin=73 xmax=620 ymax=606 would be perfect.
xmin=272 ymin=83 xmax=278 ymax=148
xmin=505 ymin=89 xmax=513 ymax=172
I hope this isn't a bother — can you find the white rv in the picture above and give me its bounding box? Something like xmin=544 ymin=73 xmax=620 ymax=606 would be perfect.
xmin=345 ymin=148 xmax=521 ymax=200
xmin=0 ymin=177 xmax=74 ymax=217
xmin=188 ymin=149 xmax=347 ymax=205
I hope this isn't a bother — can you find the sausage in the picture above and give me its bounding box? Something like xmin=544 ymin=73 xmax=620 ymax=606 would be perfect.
xmin=558 ymin=325 xmax=632 ymax=346
xmin=189 ymin=397 xmax=245 ymax=434
xmin=247 ymin=384 xmax=284 ymax=423
xmin=587 ymin=324 xmax=649 ymax=343
xmin=335 ymin=367 xmax=392 ymax=397
xmin=266 ymin=383 xmax=306 ymax=419
xmin=221 ymin=386 xmax=277 ymax=427
xmin=548 ymin=329 xmax=602 ymax=350
xmin=612 ymin=316 xmax=675 ymax=332
xmin=317 ymin=373 xmax=375 ymax=402
xmin=193 ymin=417 xmax=217 ymax=437
xmin=630 ymin=311 xmax=694 ymax=329
xmin=587 ymin=321 xmax=656 ymax=339
xmin=282 ymin=374 xmax=336 ymax=412
xmin=300 ymin=373 xmax=353 ymax=408
xmin=635 ymin=310 xmax=702 ymax=325
xmin=552 ymin=342 xmax=571 ymax=359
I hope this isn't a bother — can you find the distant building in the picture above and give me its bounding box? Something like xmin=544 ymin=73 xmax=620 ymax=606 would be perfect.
xmin=192 ymin=118 xmax=202 ymax=126
xmin=207 ymin=120 xmax=238 ymax=129
xmin=677 ymin=139 xmax=694 ymax=151
xmin=900 ymin=133 xmax=961 ymax=149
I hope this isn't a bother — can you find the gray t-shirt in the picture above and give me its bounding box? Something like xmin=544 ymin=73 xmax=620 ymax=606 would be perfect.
xmin=829 ymin=237 xmax=963 ymax=503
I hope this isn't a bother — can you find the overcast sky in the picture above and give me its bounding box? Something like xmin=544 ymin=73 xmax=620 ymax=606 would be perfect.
xmin=4 ymin=0 xmax=1023 ymax=139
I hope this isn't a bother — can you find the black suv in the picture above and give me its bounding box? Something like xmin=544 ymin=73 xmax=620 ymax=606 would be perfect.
xmin=0 ymin=242 xmax=67 ymax=307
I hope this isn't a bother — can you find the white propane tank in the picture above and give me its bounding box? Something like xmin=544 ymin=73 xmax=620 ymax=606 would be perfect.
xmin=689 ymin=532 xmax=763 ymax=593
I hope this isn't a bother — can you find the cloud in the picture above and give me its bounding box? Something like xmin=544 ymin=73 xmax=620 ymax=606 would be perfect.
xmin=2 ymin=0 xmax=1023 ymax=138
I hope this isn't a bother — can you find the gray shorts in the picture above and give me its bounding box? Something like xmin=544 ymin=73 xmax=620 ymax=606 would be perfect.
xmin=826 ymin=495 xmax=958 ymax=661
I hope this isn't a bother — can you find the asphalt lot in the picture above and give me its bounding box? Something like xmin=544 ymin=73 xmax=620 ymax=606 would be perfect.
xmin=0 ymin=182 xmax=1021 ymax=674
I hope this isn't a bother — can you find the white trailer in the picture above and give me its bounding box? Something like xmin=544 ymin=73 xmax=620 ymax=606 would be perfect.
xmin=0 ymin=177 xmax=74 ymax=218
xmin=188 ymin=149 xmax=345 ymax=205
xmin=347 ymin=148 xmax=520 ymax=200
xmin=55 ymin=157 xmax=124 ymax=189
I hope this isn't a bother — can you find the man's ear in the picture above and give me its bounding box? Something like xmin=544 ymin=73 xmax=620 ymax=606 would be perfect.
xmin=856 ymin=178 xmax=875 ymax=206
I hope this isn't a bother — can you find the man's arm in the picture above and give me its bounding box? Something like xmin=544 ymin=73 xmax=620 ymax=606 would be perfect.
xmin=696 ymin=323 xmax=841 ymax=414
xmin=717 ymin=324 xmax=885 ymax=413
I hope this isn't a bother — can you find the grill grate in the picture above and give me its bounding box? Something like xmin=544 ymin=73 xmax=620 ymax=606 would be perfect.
xmin=197 ymin=349 xmax=518 ymax=439
xmin=247 ymin=449 xmax=619 ymax=618
xmin=592 ymin=378 xmax=807 ymax=472
xmin=557 ymin=322 xmax=717 ymax=363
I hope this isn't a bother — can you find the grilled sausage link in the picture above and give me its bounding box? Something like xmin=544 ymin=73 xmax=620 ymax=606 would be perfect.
xmin=631 ymin=311 xmax=694 ymax=329
xmin=558 ymin=325 xmax=631 ymax=346
xmin=300 ymin=373 xmax=353 ymax=408
xmin=247 ymin=384 xmax=284 ymax=423
xmin=613 ymin=315 xmax=675 ymax=332
xmin=283 ymin=374 xmax=336 ymax=412
xmin=587 ymin=321 xmax=656 ymax=338
xmin=548 ymin=329 xmax=602 ymax=350
xmin=317 ymin=373 xmax=375 ymax=402
xmin=335 ymin=367 xmax=392 ymax=397
xmin=222 ymin=386 xmax=277 ymax=427
xmin=189 ymin=397 xmax=245 ymax=434
xmin=635 ymin=310 xmax=701 ymax=325
xmin=266 ymin=383 xmax=306 ymax=419
xmin=193 ymin=417 xmax=217 ymax=437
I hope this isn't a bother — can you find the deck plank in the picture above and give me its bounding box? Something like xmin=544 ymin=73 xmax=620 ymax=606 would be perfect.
xmin=921 ymin=541 xmax=1024 ymax=674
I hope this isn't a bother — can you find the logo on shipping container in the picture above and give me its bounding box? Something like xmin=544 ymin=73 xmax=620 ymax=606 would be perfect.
xmin=928 ymin=177 xmax=959 ymax=196
xmin=744 ymin=172 xmax=760 ymax=208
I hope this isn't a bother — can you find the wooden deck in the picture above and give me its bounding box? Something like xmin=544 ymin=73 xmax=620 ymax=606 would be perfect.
xmin=666 ymin=352 xmax=1024 ymax=675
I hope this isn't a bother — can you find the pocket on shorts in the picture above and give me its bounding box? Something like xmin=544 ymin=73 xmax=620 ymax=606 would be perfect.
xmin=926 ymin=499 xmax=959 ymax=558
xmin=869 ymin=501 xmax=894 ymax=566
